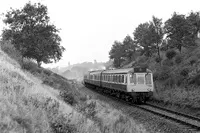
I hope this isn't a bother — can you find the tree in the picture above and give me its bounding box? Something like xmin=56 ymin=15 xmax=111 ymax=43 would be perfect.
xmin=133 ymin=22 xmax=156 ymax=57
xmin=186 ymin=11 xmax=200 ymax=39
xmin=164 ymin=12 xmax=195 ymax=53
xmin=150 ymin=16 xmax=164 ymax=64
xmin=109 ymin=41 xmax=125 ymax=68
xmin=2 ymin=2 xmax=65 ymax=67
xmin=122 ymin=35 xmax=138 ymax=61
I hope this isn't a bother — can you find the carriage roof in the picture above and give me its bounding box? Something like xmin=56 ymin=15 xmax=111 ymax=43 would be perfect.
xmin=87 ymin=67 xmax=152 ymax=75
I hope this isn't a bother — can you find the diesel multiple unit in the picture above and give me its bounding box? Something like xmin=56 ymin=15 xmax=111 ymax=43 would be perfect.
xmin=83 ymin=67 xmax=154 ymax=103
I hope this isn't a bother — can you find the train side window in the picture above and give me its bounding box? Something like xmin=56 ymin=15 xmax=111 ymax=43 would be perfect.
xmin=125 ymin=75 xmax=127 ymax=83
xmin=122 ymin=75 xmax=124 ymax=83
xmin=119 ymin=75 xmax=121 ymax=83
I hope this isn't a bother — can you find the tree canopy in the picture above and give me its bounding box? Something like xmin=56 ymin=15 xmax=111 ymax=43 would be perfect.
xmin=108 ymin=11 xmax=200 ymax=68
xmin=2 ymin=2 xmax=65 ymax=67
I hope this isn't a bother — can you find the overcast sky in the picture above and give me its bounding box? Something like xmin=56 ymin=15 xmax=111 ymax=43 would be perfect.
xmin=0 ymin=0 xmax=200 ymax=68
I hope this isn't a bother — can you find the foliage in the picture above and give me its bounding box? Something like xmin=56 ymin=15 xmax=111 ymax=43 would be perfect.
xmin=0 ymin=41 xmax=22 ymax=66
xmin=189 ymin=56 xmax=198 ymax=66
xmin=165 ymin=49 xmax=177 ymax=60
xmin=2 ymin=2 xmax=65 ymax=67
xmin=122 ymin=35 xmax=137 ymax=61
xmin=155 ymin=56 xmax=162 ymax=63
xmin=180 ymin=67 xmax=189 ymax=77
xmin=174 ymin=54 xmax=183 ymax=64
xmin=162 ymin=58 xmax=174 ymax=66
xmin=150 ymin=16 xmax=164 ymax=61
xmin=164 ymin=12 xmax=197 ymax=52
xmin=109 ymin=41 xmax=125 ymax=68
xmin=22 ymin=59 xmax=42 ymax=73
xmin=60 ymin=91 xmax=77 ymax=105
xmin=133 ymin=22 xmax=156 ymax=57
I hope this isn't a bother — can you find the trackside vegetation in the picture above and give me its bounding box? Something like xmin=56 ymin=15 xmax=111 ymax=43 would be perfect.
xmin=109 ymin=11 xmax=200 ymax=114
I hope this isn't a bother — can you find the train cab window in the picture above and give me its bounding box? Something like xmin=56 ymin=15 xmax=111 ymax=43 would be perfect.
xmin=145 ymin=73 xmax=152 ymax=84
xmin=130 ymin=73 xmax=136 ymax=84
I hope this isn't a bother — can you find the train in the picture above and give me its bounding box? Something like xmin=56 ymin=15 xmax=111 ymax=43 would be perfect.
xmin=83 ymin=67 xmax=154 ymax=103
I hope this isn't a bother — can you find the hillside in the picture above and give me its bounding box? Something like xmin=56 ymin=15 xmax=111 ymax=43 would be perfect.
xmin=0 ymin=43 xmax=155 ymax=133
xmin=0 ymin=46 xmax=102 ymax=132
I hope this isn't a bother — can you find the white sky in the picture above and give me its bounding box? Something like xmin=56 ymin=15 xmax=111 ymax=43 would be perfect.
xmin=0 ymin=0 xmax=200 ymax=68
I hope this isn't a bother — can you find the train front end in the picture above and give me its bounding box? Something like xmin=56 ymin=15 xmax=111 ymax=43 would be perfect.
xmin=127 ymin=67 xmax=154 ymax=102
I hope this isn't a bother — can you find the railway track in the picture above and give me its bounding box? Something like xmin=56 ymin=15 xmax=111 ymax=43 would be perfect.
xmin=84 ymin=84 xmax=200 ymax=132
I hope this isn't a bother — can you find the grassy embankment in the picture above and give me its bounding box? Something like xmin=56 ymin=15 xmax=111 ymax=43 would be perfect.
xmin=0 ymin=41 xmax=150 ymax=133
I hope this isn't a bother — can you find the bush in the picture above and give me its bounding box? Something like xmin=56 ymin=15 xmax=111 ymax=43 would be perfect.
xmin=0 ymin=41 xmax=22 ymax=65
xmin=22 ymin=59 xmax=37 ymax=70
xmin=162 ymin=59 xmax=174 ymax=66
xmin=156 ymin=66 xmax=171 ymax=81
xmin=166 ymin=49 xmax=177 ymax=60
xmin=137 ymin=56 xmax=148 ymax=64
xmin=22 ymin=59 xmax=42 ymax=73
xmin=189 ymin=56 xmax=198 ymax=66
xmin=59 ymin=91 xmax=77 ymax=105
xmin=174 ymin=54 xmax=182 ymax=64
xmin=155 ymin=56 xmax=162 ymax=63
xmin=50 ymin=115 xmax=76 ymax=133
xmin=153 ymin=72 xmax=159 ymax=81
xmin=42 ymin=69 xmax=52 ymax=76
xmin=180 ymin=68 xmax=189 ymax=77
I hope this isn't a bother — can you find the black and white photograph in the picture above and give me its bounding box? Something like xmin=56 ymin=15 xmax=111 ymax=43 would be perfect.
xmin=0 ymin=0 xmax=200 ymax=132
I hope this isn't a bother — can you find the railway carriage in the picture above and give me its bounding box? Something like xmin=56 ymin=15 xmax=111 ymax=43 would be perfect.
xmin=83 ymin=67 xmax=154 ymax=103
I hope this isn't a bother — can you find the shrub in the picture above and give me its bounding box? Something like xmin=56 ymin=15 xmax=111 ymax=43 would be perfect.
xmin=50 ymin=115 xmax=76 ymax=133
xmin=42 ymin=69 xmax=52 ymax=76
xmin=59 ymin=91 xmax=77 ymax=105
xmin=155 ymin=56 xmax=162 ymax=63
xmin=0 ymin=41 xmax=22 ymax=65
xmin=157 ymin=66 xmax=171 ymax=81
xmin=162 ymin=59 xmax=174 ymax=66
xmin=137 ymin=56 xmax=148 ymax=64
xmin=153 ymin=72 xmax=159 ymax=81
xmin=22 ymin=59 xmax=43 ymax=73
xmin=180 ymin=68 xmax=189 ymax=77
xmin=174 ymin=54 xmax=182 ymax=64
xmin=165 ymin=49 xmax=177 ymax=60
xmin=189 ymin=74 xmax=200 ymax=85
xmin=164 ymin=77 xmax=175 ymax=88
xmin=189 ymin=56 xmax=198 ymax=66
xmin=22 ymin=59 xmax=38 ymax=70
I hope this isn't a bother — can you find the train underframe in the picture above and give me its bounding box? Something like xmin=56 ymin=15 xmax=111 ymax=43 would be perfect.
xmin=84 ymin=82 xmax=153 ymax=104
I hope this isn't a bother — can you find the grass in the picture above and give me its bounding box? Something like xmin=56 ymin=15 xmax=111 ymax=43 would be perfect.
xmin=76 ymin=99 xmax=148 ymax=133
xmin=0 ymin=47 xmax=80 ymax=132
xmin=0 ymin=41 xmax=150 ymax=132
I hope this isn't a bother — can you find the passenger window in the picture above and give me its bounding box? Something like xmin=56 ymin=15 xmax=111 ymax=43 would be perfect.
xmin=122 ymin=75 xmax=124 ymax=83
xmin=125 ymin=75 xmax=127 ymax=83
